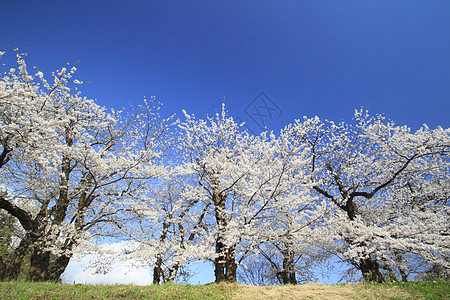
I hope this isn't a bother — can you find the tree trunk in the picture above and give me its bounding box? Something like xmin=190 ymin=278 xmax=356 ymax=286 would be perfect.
xmin=214 ymin=237 xmax=226 ymax=283
xmin=211 ymin=187 xmax=238 ymax=283
xmin=153 ymin=256 xmax=163 ymax=284
xmin=284 ymin=259 xmax=297 ymax=284
xmin=27 ymin=248 xmax=50 ymax=281
xmin=213 ymin=189 xmax=231 ymax=283
xmin=225 ymin=246 xmax=237 ymax=282
xmin=360 ymin=257 xmax=384 ymax=283
xmin=277 ymin=248 xmax=297 ymax=285
xmin=0 ymin=256 xmax=5 ymax=280
xmin=214 ymin=243 xmax=237 ymax=283
xmin=399 ymin=267 xmax=408 ymax=282
xmin=344 ymin=198 xmax=383 ymax=283
xmin=47 ymin=254 xmax=72 ymax=282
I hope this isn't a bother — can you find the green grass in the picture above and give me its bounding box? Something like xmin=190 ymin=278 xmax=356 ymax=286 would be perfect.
xmin=0 ymin=281 xmax=232 ymax=300
xmin=383 ymin=280 xmax=450 ymax=300
xmin=0 ymin=280 xmax=448 ymax=299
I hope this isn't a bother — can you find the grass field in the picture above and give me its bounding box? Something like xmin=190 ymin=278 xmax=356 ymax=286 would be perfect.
xmin=0 ymin=280 xmax=448 ymax=299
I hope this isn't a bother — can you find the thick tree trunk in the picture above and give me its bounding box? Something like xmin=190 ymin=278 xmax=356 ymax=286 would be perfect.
xmin=214 ymin=244 xmax=237 ymax=283
xmin=360 ymin=257 xmax=384 ymax=283
xmin=344 ymin=198 xmax=384 ymax=283
xmin=214 ymin=262 xmax=226 ymax=283
xmin=213 ymin=189 xmax=231 ymax=283
xmin=276 ymin=248 xmax=297 ymax=285
xmin=27 ymin=249 xmax=50 ymax=281
xmin=225 ymin=246 xmax=237 ymax=282
xmin=211 ymin=187 xmax=238 ymax=283
xmin=153 ymin=266 xmax=162 ymax=284
xmin=47 ymin=254 xmax=72 ymax=282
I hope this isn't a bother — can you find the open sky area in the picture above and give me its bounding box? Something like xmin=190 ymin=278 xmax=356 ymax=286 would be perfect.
xmin=2 ymin=0 xmax=449 ymax=284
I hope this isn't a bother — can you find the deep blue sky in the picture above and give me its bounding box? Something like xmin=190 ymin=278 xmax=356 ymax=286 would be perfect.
xmin=2 ymin=1 xmax=449 ymax=133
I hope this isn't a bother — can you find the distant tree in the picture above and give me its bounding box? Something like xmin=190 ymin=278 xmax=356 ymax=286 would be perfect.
xmin=238 ymin=195 xmax=333 ymax=286
xmin=416 ymin=264 xmax=450 ymax=282
xmin=237 ymin=254 xmax=277 ymax=286
xmin=114 ymin=176 xmax=211 ymax=284
xmin=238 ymin=245 xmax=327 ymax=286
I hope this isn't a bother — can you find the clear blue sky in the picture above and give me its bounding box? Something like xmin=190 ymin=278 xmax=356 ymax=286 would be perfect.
xmin=2 ymin=0 xmax=449 ymax=284
xmin=2 ymin=0 xmax=449 ymax=133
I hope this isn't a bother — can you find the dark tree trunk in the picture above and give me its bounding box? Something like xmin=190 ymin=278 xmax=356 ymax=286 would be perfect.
xmin=343 ymin=198 xmax=383 ymax=283
xmin=289 ymin=271 xmax=297 ymax=284
xmin=152 ymin=266 xmax=162 ymax=284
xmin=214 ymin=261 xmax=226 ymax=283
xmin=27 ymin=249 xmax=50 ymax=281
xmin=214 ymin=246 xmax=237 ymax=283
xmin=47 ymin=254 xmax=71 ymax=282
xmin=225 ymin=247 xmax=237 ymax=282
xmin=211 ymin=187 xmax=238 ymax=283
xmin=214 ymin=238 xmax=237 ymax=283
xmin=153 ymin=256 xmax=163 ymax=284
xmin=213 ymin=189 xmax=233 ymax=283
xmin=214 ymin=237 xmax=226 ymax=283
xmin=278 ymin=270 xmax=290 ymax=285
xmin=399 ymin=267 xmax=408 ymax=282
xmin=0 ymin=256 xmax=5 ymax=280
xmin=360 ymin=257 xmax=384 ymax=283
xmin=277 ymin=248 xmax=297 ymax=285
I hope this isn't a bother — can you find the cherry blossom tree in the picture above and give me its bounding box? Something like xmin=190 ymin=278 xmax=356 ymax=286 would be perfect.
xmin=287 ymin=110 xmax=450 ymax=282
xmin=112 ymin=175 xmax=213 ymax=284
xmin=0 ymin=49 xmax=171 ymax=281
xmin=177 ymin=105 xmax=318 ymax=283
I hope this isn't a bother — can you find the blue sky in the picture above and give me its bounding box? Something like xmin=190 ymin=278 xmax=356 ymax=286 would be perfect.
xmin=2 ymin=0 xmax=449 ymax=284
xmin=2 ymin=0 xmax=449 ymax=133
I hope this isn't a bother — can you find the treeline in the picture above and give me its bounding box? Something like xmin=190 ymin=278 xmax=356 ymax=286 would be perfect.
xmin=0 ymin=49 xmax=448 ymax=284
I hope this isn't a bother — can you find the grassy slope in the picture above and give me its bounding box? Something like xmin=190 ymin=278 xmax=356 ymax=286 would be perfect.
xmin=0 ymin=281 xmax=448 ymax=300
xmin=232 ymin=281 xmax=449 ymax=300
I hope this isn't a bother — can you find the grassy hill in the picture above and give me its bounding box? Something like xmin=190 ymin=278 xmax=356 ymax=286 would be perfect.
xmin=0 ymin=280 xmax=448 ymax=299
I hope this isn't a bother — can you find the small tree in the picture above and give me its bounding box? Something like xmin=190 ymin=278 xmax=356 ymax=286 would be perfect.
xmin=115 ymin=175 xmax=212 ymax=284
